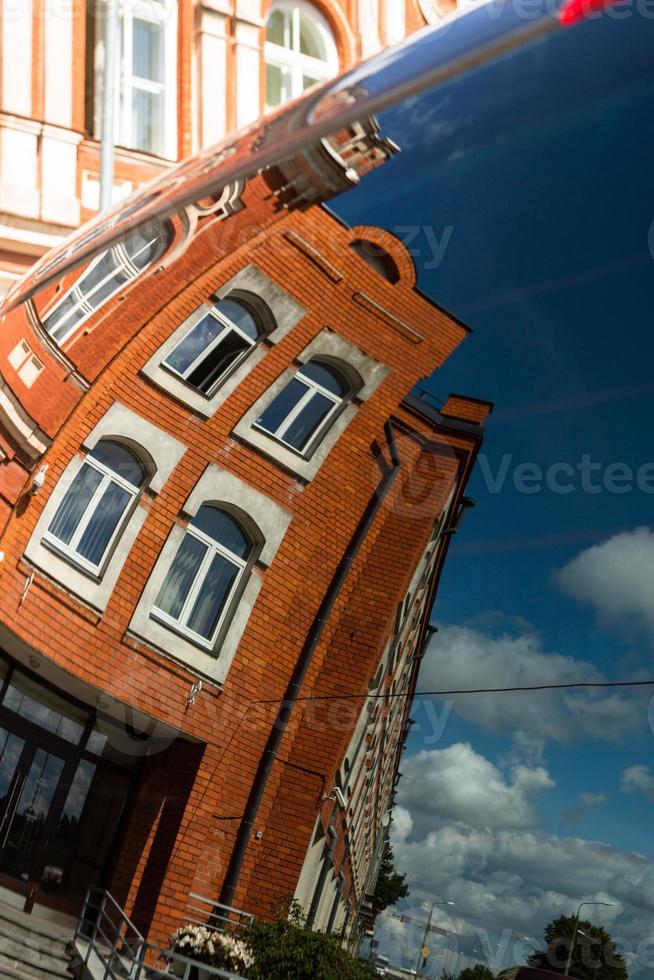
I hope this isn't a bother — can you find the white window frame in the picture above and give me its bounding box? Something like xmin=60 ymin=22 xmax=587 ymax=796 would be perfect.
xmin=44 ymin=227 xmax=166 ymax=345
xmin=128 ymin=464 xmax=292 ymax=684
xmin=264 ymin=0 xmax=338 ymax=111
xmin=163 ymin=301 xmax=260 ymax=397
xmin=119 ymin=0 xmax=177 ymax=157
xmin=254 ymin=361 xmax=346 ymax=457
xmin=233 ymin=329 xmax=389 ymax=481
xmin=151 ymin=513 xmax=249 ymax=651
xmin=141 ymin=264 xmax=307 ymax=419
xmin=42 ymin=447 xmax=143 ymax=577
xmin=94 ymin=0 xmax=178 ymax=159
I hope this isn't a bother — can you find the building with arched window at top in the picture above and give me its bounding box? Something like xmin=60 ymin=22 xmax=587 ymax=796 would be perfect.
xmin=0 ymin=103 xmax=491 ymax=947
xmin=0 ymin=0 xmax=462 ymax=297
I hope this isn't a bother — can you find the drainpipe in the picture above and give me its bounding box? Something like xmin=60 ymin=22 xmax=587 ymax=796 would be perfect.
xmin=99 ymin=0 xmax=118 ymax=211
xmin=219 ymin=420 xmax=402 ymax=908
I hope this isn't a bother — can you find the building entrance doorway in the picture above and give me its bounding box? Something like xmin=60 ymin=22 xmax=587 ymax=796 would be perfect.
xmin=0 ymin=657 xmax=141 ymax=915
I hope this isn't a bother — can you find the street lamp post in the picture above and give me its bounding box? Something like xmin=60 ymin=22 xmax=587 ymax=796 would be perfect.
xmin=415 ymin=901 xmax=456 ymax=978
xmin=564 ymin=902 xmax=617 ymax=977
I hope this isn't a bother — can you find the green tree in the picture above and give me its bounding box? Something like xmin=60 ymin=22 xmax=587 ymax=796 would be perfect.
xmin=373 ymin=838 xmax=409 ymax=913
xmin=456 ymin=966 xmax=494 ymax=980
xmin=528 ymin=915 xmax=628 ymax=980
xmin=243 ymin=900 xmax=377 ymax=980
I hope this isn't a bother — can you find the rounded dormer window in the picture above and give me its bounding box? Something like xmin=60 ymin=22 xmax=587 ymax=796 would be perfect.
xmin=351 ymin=239 xmax=401 ymax=284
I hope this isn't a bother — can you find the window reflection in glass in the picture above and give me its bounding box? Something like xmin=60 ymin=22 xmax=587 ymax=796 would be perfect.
xmin=164 ymin=297 xmax=262 ymax=396
xmin=255 ymin=359 xmax=351 ymax=454
xmin=152 ymin=506 xmax=251 ymax=650
xmin=44 ymin=440 xmax=146 ymax=575
xmin=2 ymin=673 xmax=88 ymax=744
xmin=43 ymin=221 xmax=172 ymax=345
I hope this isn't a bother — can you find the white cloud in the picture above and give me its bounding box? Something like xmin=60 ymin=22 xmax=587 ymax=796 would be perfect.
xmin=398 ymin=742 xmax=554 ymax=835
xmin=375 ymin=744 xmax=654 ymax=980
xmin=556 ymin=526 xmax=654 ymax=637
xmin=416 ymin=624 xmax=643 ymax=743
xmin=621 ymin=764 xmax=654 ymax=801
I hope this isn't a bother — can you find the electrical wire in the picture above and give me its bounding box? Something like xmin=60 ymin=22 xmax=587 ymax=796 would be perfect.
xmin=251 ymin=677 xmax=654 ymax=705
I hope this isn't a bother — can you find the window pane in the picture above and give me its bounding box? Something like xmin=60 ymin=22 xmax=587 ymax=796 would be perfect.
xmin=302 ymin=74 xmax=321 ymax=91
xmin=283 ymin=391 xmax=334 ymax=450
xmin=266 ymin=62 xmax=291 ymax=108
xmin=123 ymin=219 xmax=171 ymax=270
xmin=133 ymin=19 xmax=163 ymax=82
xmin=45 ymin=293 xmax=84 ymax=342
xmin=299 ymin=12 xmax=326 ymax=59
xmin=186 ymin=552 xmax=239 ymax=641
xmin=48 ymin=464 xmax=103 ymax=546
xmin=216 ymin=298 xmax=261 ymax=341
xmin=2 ymin=672 xmax=88 ymax=744
xmin=300 ymin=360 xmax=349 ymax=395
xmin=191 ymin=506 xmax=250 ymax=558
xmin=266 ymin=8 xmax=286 ymax=46
xmin=83 ymin=254 xmax=132 ymax=310
xmin=0 ymin=727 xmax=26 ymax=801
xmin=165 ymin=313 xmax=225 ymax=375
xmin=155 ymin=534 xmax=207 ymax=620
xmin=90 ymin=441 xmax=145 ymax=486
xmin=257 ymin=377 xmax=307 ymax=435
xmin=186 ymin=329 xmax=250 ymax=394
xmin=133 ymin=88 xmax=164 ymax=154
xmin=76 ymin=481 xmax=132 ymax=566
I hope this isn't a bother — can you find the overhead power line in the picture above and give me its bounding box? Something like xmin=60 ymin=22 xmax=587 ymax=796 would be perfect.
xmin=252 ymin=678 xmax=654 ymax=705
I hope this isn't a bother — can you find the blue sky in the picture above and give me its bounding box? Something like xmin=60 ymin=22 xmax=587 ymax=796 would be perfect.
xmin=332 ymin=7 xmax=654 ymax=976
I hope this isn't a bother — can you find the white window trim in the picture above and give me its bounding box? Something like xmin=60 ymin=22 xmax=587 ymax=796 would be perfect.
xmin=265 ymin=0 xmax=338 ymax=111
xmin=94 ymin=0 xmax=178 ymax=160
xmin=151 ymin=519 xmax=248 ymax=650
xmin=233 ymin=330 xmax=390 ymax=481
xmin=44 ymin=228 xmax=168 ymax=346
xmin=42 ymin=452 xmax=142 ymax=577
xmin=128 ymin=464 xmax=292 ymax=684
xmin=141 ymin=264 xmax=307 ymax=419
xmin=118 ymin=0 xmax=177 ymax=158
xmin=254 ymin=364 xmax=345 ymax=457
xmin=163 ymin=303 xmax=258 ymax=397
xmin=24 ymin=403 xmax=186 ymax=612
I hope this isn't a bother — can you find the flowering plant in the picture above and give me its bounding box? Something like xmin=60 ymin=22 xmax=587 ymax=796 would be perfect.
xmin=169 ymin=924 xmax=253 ymax=974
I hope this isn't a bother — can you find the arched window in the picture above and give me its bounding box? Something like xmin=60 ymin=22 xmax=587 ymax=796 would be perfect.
xmin=43 ymin=219 xmax=173 ymax=345
xmin=255 ymin=358 xmax=354 ymax=455
xmin=163 ymin=296 xmax=265 ymax=396
xmin=152 ymin=505 xmax=252 ymax=649
xmin=43 ymin=440 xmax=147 ymax=573
xmin=351 ymin=240 xmax=400 ymax=284
xmin=265 ymin=1 xmax=338 ymax=110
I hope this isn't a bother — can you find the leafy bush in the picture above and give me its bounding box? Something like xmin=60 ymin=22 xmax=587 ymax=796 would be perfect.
xmin=242 ymin=900 xmax=377 ymax=980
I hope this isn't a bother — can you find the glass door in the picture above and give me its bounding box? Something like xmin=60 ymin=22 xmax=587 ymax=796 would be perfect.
xmin=0 ymin=726 xmax=27 ymax=824
xmin=0 ymin=738 xmax=68 ymax=888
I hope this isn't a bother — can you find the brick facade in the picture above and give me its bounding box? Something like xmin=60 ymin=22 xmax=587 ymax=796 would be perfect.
xmin=0 ymin=120 xmax=490 ymax=941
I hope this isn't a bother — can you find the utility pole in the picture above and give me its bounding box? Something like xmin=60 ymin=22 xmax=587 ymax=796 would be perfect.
xmin=415 ymin=903 xmax=435 ymax=978
xmin=99 ymin=0 xmax=118 ymax=211
xmin=414 ymin=901 xmax=455 ymax=978
xmin=564 ymin=901 xmax=616 ymax=977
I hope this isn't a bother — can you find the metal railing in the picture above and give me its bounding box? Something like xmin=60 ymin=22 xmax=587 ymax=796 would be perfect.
xmin=183 ymin=893 xmax=252 ymax=935
xmin=73 ymin=887 xmax=251 ymax=980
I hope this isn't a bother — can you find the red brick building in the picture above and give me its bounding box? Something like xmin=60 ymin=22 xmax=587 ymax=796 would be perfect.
xmin=0 ymin=111 xmax=490 ymax=943
xmin=0 ymin=0 xmax=452 ymax=297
